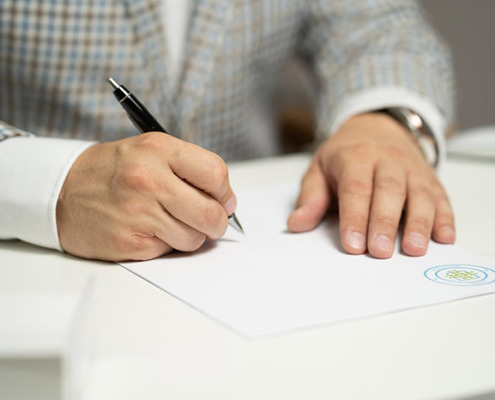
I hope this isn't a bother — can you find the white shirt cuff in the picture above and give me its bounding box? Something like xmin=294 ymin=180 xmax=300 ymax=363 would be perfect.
xmin=328 ymin=86 xmax=448 ymax=168
xmin=0 ymin=137 xmax=96 ymax=250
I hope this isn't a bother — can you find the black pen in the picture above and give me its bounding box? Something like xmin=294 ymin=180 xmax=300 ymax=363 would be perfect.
xmin=107 ymin=77 xmax=244 ymax=234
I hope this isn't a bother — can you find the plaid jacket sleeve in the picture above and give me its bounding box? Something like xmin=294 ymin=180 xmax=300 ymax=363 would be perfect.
xmin=300 ymin=0 xmax=454 ymax=140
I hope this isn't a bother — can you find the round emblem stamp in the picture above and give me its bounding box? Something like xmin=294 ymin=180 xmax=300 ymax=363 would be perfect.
xmin=424 ymin=264 xmax=495 ymax=286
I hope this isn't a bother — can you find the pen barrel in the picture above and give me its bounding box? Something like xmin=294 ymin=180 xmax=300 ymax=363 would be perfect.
xmin=112 ymin=85 xmax=167 ymax=133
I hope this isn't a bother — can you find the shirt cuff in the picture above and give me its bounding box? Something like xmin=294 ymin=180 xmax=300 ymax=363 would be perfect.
xmin=0 ymin=137 xmax=96 ymax=250
xmin=328 ymin=86 xmax=448 ymax=168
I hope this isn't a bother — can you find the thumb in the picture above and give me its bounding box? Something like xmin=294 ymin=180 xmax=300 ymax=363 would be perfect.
xmin=287 ymin=159 xmax=331 ymax=233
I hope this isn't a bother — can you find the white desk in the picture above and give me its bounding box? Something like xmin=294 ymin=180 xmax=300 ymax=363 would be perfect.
xmin=1 ymin=154 xmax=495 ymax=400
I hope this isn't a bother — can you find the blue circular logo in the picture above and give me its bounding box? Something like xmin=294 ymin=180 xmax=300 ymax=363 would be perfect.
xmin=424 ymin=264 xmax=495 ymax=286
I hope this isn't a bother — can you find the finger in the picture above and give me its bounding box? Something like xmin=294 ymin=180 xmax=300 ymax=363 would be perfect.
xmin=149 ymin=204 xmax=207 ymax=252
xmin=112 ymin=198 xmax=207 ymax=259
xmin=124 ymin=199 xmax=208 ymax=252
xmin=287 ymin=159 xmax=331 ymax=233
xmin=432 ymin=189 xmax=456 ymax=244
xmin=168 ymin=139 xmax=237 ymax=216
xmin=367 ymin=161 xmax=407 ymax=259
xmin=337 ymin=163 xmax=374 ymax=255
xmin=159 ymin=172 xmax=229 ymax=239
xmin=401 ymin=176 xmax=436 ymax=256
xmin=102 ymin=219 xmax=174 ymax=261
xmin=116 ymin=236 xmax=174 ymax=262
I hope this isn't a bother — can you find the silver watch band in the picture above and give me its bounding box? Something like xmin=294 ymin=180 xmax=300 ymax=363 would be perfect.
xmin=380 ymin=107 xmax=439 ymax=167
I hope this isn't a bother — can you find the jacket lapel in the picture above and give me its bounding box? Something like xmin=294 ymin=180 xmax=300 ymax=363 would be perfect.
xmin=175 ymin=0 xmax=235 ymax=123
xmin=122 ymin=0 xmax=179 ymax=132
xmin=121 ymin=0 xmax=234 ymax=135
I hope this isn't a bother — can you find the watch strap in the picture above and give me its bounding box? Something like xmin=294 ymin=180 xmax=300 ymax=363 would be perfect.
xmin=380 ymin=107 xmax=439 ymax=167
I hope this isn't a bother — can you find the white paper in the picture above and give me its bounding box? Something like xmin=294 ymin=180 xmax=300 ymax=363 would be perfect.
xmin=121 ymin=182 xmax=495 ymax=337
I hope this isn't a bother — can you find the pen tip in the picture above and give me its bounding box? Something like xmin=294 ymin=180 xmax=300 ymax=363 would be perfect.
xmin=228 ymin=213 xmax=245 ymax=234
xmin=107 ymin=77 xmax=119 ymax=90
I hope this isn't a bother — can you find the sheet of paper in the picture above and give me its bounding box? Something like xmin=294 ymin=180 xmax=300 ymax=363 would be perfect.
xmin=121 ymin=182 xmax=495 ymax=337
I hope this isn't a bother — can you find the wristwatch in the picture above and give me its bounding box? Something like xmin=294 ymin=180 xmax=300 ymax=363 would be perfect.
xmin=380 ymin=107 xmax=439 ymax=167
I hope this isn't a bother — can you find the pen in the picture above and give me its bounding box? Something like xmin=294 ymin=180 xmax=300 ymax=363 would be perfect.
xmin=107 ymin=77 xmax=244 ymax=234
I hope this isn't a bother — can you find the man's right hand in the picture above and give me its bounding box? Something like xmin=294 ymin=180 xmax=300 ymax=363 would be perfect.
xmin=56 ymin=132 xmax=237 ymax=261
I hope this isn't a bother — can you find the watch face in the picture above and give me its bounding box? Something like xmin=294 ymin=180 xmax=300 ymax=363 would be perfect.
xmin=407 ymin=112 xmax=423 ymax=130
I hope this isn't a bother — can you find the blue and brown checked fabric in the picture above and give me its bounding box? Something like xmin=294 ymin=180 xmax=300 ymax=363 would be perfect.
xmin=0 ymin=0 xmax=453 ymax=162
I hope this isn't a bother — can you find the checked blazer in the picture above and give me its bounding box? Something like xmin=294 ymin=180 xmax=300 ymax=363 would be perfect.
xmin=0 ymin=0 xmax=454 ymax=162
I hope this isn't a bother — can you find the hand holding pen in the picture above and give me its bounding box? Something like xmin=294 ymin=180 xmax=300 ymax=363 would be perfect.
xmin=107 ymin=77 xmax=243 ymax=234
xmin=55 ymin=79 xmax=242 ymax=262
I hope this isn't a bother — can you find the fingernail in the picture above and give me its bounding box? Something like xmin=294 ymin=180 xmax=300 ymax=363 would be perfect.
xmin=373 ymin=234 xmax=393 ymax=252
xmin=224 ymin=195 xmax=236 ymax=216
xmin=294 ymin=203 xmax=313 ymax=217
xmin=439 ymin=225 xmax=455 ymax=241
xmin=347 ymin=231 xmax=366 ymax=250
xmin=407 ymin=231 xmax=428 ymax=248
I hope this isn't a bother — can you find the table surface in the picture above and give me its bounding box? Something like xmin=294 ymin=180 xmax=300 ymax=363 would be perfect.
xmin=1 ymin=153 xmax=495 ymax=400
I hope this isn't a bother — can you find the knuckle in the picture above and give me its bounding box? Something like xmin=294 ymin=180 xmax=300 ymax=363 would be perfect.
xmin=413 ymin=184 xmax=434 ymax=198
xmin=115 ymin=233 xmax=173 ymax=261
xmin=375 ymin=176 xmax=405 ymax=195
xmin=205 ymin=154 xmax=229 ymax=189
xmin=135 ymin=131 xmax=166 ymax=150
xmin=125 ymin=234 xmax=150 ymax=254
xmin=111 ymin=232 xmax=148 ymax=258
xmin=347 ymin=143 xmax=371 ymax=159
xmin=341 ymin=178 xmax=373 ymax=197
xmin=123 ymin=199 xmax=147 ymax=216
xmin=179 ymin=232 xmax=206 ymax=252
xmin=383 ymin=144 xmax=406 ymax=161
xmin=407 ymin=216 xmax=432 ymax=230
xmin=374 ymin=214 xmax=399 ymax=230
xmin=201 ymin=203 xmax=225 ymax=231
xmin=121 ymin=164 xmax=156 ymax=191
xmin=336 ymin=144 xmax=371 ymax=165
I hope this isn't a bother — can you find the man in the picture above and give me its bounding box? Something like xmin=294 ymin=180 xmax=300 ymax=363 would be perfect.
xmin=0 ymin=0 xmax=455 ymax=261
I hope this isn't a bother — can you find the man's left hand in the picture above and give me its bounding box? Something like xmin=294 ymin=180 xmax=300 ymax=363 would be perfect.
xmin=287 ymin=112 xmax=456 ymax=258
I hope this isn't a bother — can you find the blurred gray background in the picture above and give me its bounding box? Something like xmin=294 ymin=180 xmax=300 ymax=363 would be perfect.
xmin=421 ymin=0 xmax=495 ymax=132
